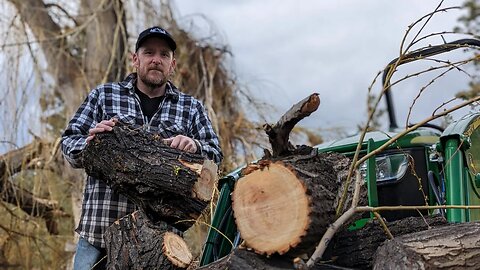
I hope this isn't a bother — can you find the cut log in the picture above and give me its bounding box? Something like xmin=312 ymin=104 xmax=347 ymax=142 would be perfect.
xmin=232 ymin=147 xmax=350 ymax=257
xmin=324 ymin=215 xmax=447 ymax=269
xmin=373 ymin=221 xmax=480 ymax=270
xmin=83 ymin=123 xmax=218 ymax=230
xmin=105 ymin=210 xmax=192 ymax=270
xmin=197 ymin=248 xmax=294 ymax=270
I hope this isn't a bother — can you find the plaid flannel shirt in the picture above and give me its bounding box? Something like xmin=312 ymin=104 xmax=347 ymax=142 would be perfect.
xmin=61 ymin=73 xmax=222 ymax=248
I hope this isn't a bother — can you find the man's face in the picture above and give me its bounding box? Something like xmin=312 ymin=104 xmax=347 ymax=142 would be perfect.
xmin=133 ymin=37 xmax=176 ymax=88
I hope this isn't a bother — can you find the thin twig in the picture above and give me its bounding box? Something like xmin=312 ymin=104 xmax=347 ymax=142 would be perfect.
xmin=373 ymin=212 xmax=393 ymax=240
xmin=357 ymin=204 xmax=480 ymax=212
xmin=356 ymin=94 xmax=480 ymax=167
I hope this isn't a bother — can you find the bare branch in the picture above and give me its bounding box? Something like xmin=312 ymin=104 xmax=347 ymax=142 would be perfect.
xmin=45 ymin=3 xmax=79 ymax=26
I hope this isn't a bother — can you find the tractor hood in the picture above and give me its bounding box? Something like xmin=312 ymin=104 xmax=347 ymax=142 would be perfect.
xmin=316 ymin=128 xmax=441 ymax=155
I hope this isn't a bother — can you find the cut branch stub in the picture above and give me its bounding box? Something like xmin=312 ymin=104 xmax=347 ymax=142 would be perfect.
xmin=162 ymin=232 xmax=193 ymax=268
xmin=264 ymin=93 xmax=320 ymax=157
xmin=83 ymin=123 xmax=218 ymax=230
xmin=231 ymin=150 xmax=347 ymax=256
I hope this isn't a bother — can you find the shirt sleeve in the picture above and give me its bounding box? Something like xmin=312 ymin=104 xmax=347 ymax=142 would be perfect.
xmin=190 ymin=101 xmax=223 ymax=164
xmin=61 ymin=88 xmax=101 ymax=168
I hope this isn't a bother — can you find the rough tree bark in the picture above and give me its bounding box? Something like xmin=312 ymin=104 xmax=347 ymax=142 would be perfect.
xmin=373 ymin=221 xmax=480 ymax=270
xmin=83 ymin=122 xmax=220 ymax=268
xmin=197 ymin=248 xmax=294 ymax=270
xmin=83 ymin=123 xmax=218 ymax=230
xmin=105 ymin=210 xmax=192 ymax=270
xmin=198 ymin=216 xmax=449 ymax=270
xmin=324 ymin=215 xmax=448 ymax=269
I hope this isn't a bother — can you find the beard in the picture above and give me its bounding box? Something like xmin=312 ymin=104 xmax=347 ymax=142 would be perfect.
xmin=138 ymin=67 xmax=170 ymax=89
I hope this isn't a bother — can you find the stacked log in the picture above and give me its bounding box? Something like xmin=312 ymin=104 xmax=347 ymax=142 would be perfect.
xmin=373 ymin=221 xmax=480 ymax=270
xmin=324 ymin=215 xmax=448 ymax=269
xmin=221 ymin=93 xmax=363 ymax=260
xmin=232 ymin=149 xmax=350 ymax=257
xmin=83 ymin=123 xmax=217 ymax=230
xmin=83 ymin=122 xmax=218 ymax=269
xmin=104 ymin=210 xmax=192 ymax=270
xmin=200 ymin=210 xmax=452 ymax=270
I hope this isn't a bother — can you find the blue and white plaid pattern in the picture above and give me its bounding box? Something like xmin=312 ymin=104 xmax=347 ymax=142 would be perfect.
xmin=61 ymin=73 xmax=223 ymax=248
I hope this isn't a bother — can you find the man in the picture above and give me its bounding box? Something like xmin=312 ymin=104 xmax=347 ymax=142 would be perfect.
xmin=61 ymin=26 xmax=223 ymax=269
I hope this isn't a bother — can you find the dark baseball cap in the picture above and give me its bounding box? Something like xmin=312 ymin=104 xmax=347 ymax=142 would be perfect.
xmin=135 ymin=26 xmax=177 ymax=52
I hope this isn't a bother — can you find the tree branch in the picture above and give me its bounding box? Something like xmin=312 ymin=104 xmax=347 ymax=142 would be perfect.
xmin=8 ymin=0 xmax=85 ymax=111
xmin=264 ymin=93 xmax=320 ymax=157
xmin=0 ymin=140 xmax=69 ymax=234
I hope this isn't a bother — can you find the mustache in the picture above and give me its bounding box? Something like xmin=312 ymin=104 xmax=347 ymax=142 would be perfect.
xmin=148 ymin=67 xmax=163 ymax=72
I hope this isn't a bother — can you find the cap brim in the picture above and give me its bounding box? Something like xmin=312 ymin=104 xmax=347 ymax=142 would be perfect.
xmin=136 ymin=33 xmax=177 ymax=52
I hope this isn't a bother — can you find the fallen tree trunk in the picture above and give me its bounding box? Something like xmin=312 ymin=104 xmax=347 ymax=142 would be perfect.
xmin=324 ymin=215 xmax=448 ymax=269
xmin=83 ymin=123 xmax=217 ymax=230
xmin=373 ymin=221 xmax=480 ymax=270
xmin=105 ymin=210 xmax=193 ymax=270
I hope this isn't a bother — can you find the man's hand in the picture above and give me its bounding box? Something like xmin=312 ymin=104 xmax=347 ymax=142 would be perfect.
xmin=86 ymin=119 xmax=117 ymax=143
xmin=163 ymin=135 xmax=198 ymax=153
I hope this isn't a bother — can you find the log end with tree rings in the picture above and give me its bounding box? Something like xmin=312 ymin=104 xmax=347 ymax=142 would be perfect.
xmin=162 ymin=231 xmax=193 ymax=268
xmin=188 ymin=159 xmax=218 ymax=201
xmin=232 ymin=162 xmax=310 ymax=255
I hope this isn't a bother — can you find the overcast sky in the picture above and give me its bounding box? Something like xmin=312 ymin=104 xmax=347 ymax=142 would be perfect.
xmin=172 ymin=1 xmax=474 ymax=138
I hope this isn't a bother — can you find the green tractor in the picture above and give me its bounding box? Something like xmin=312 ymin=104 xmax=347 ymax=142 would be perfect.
xmin=199 ymin=39 xmax=480 ymax=266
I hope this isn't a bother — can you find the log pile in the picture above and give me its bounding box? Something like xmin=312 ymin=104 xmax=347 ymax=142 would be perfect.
xmin=199 ymin=93 xmax=466 ymax=270
xmin=83 ymin=122 xmax=218 ymax=269
xmin=82 ymin=93 xmax=474 ymax=269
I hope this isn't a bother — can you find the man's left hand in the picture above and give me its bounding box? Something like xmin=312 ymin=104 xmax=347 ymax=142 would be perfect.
xmin=163 ymin=135 xmax=197 ymax=153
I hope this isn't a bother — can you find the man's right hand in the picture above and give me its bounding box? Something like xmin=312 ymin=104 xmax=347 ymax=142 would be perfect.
xmin=86 ymin=119 xmax=117 ymax=143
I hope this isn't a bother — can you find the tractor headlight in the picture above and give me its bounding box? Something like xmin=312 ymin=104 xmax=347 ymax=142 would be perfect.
xmin=360 ymin=153 xmax=409 ymax=182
